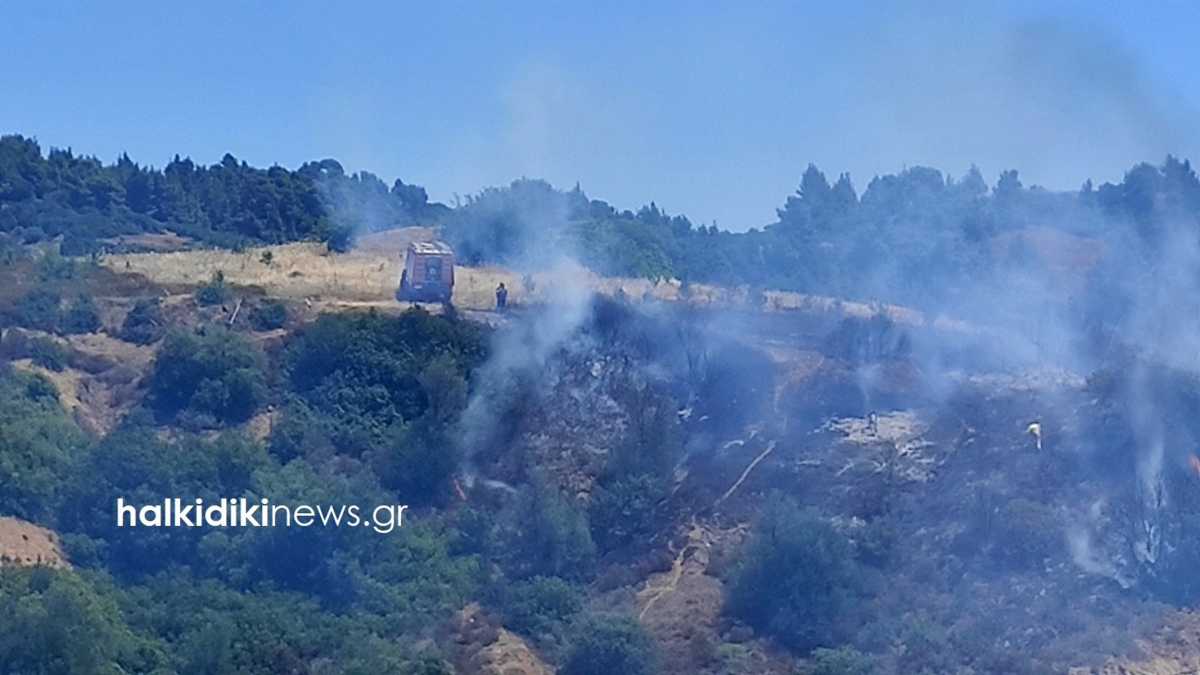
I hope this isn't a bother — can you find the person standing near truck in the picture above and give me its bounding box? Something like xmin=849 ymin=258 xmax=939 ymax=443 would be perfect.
xmin=496 ymin=282 xmax=508 ymax=311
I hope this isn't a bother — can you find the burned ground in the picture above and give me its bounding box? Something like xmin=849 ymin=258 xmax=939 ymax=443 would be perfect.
xmin=475 ymin=295 xmax=1200 ymax=673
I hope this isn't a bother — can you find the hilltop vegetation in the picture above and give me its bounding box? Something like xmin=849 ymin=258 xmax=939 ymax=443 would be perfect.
xmin=444 ymin=157 xmax=1200 ymax=310
xmin=0 ymin=135 xmax=447 ymax=254
xmin=5 ymin=131 xmax=1199 ymax=315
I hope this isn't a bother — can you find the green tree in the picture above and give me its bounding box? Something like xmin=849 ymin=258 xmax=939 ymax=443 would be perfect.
xmin=500 ymin=576 xmax=583 ymax=649
xmin=0 ymin=368 xmax=85 ymax=519
xmin=59 ymin=293 xmax=101 ymax=334
xmin=501 ymin=478 xmax=596 ymax=581
xmin=726 ymin=496 xmax=866 ymax=654
xmin=14 ymin=288 xmax=61 ymax=331
xmin=120 ymin=297 xmax=166 ymax=344
xmin=589 ymin=474 xmax=664 ymax=552
xmin=561 ymin=614 xmax=658 ymax=675
xmin=148 ymin=327 xmax=268 ymax=424
xmin=28 ymin=336 xmax=68 ymax=371
xmin=249 ymin=298 xmax=288 ymax=330
xmin=195 ymin=270 xmax=232 ymax=306
xmin=373 ymin=419 xmax=460 ymax=505
xmin=0 ymin=568 xmax=165 ymax=675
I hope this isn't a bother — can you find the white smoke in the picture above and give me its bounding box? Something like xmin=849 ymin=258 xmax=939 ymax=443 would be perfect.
xmin=457 ymin=258 xmax=595 ymax=485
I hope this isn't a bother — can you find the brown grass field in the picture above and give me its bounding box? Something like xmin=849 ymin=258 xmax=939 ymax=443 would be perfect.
xmin=0 ymin=516 xmax=68 ymax=569
xmin=99 ymin=227 xmax=953 ymax=329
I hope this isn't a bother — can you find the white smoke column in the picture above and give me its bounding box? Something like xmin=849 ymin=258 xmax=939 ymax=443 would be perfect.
xmin=1129 ymin=362 xmax=1167 ymax=567
xmin=457 ymin=257 xmax=595 ymax=485
xmin=1067 ymin=496 xmax=1135 ymax=588
xmin=1067 ymin=526 xmax=1116 ymax=579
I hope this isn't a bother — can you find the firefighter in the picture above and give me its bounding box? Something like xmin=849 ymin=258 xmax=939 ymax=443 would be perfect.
xmin=1026 ymin=421 xmax=1042 ymax=451
xmin=495 ymin=282 xmax=508 ymax=311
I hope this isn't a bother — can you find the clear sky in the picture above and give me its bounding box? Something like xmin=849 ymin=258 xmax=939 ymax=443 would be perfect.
xmin=3 ymin=1 xmax=1198 ymax=230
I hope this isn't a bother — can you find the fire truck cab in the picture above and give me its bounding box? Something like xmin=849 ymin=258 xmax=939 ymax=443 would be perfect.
xmin=396 ymin=240 xmax=455 ymax=303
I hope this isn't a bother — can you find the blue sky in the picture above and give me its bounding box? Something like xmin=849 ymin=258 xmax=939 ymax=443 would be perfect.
xmin=2 ymin=1 xmax=1198 ymax=230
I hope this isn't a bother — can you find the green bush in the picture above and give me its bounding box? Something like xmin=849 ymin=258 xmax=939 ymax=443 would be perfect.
xmin=119 ymin=298 xmax=166 ymax=345
xmin=561 ymin=614 xmax=658 ymax=675
xmin=148 ymin=327 xmax=268 ymax=424
xmin=894 ymin=614 xmax=955 ymax=675
xmin=323 ymin=221 xmax=355 ymax=253
xmin=35 ymin=248 xmax=77 ymax=281
xmin=14 ymin=288 xmax=61 ymax=332
xmin=282 ymin=309 xmax=484 ymax=451
xmin=267 ymin=399 xmax=333 ymax=462
xmin=606 ymin=386 xmax=682 ymax=481
xmin=195 ymin=270 xmax=232 ymax=306
xmin=28 ymin=337 xmax=68 ymax=372
xmin=500 ymin=576 xmax=583 ymax=646
xmin=249 ymin=298 xmax=288 ymax=330
xmin=0 ymin=567 xmax=166 ymax=675
xmin=589 ymin=473 xmax=665 ymax=552
xmin=56 ymin=427 xmax=270 ymax=578
xmin=501 ymin=479 xmax=597 ymax=581
xmin=373 ymin=419 xmax=460 ymax=505
xmin=726 ymin=496 xmax=867 ymax=654
xmin=60 ymin=294 xmax=101 ymax=334
xmin=0 ymin=368 xmax=85 ymax=519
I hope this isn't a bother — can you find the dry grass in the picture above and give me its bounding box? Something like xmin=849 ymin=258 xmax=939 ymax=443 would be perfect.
xmin=101 ymin=227 xmax=973 ymax=331
xmin=100 ymin=231 xmax=196 ymax=252
xmin=11 ymin=359 xmax=86 ymax=414
xmin=3 ymin=329 xmax=155 ymax=436
xmin=10 ymin=357 xmax=136 ymax=437
xmin=0 ymin=516 xmax=68 ymax=569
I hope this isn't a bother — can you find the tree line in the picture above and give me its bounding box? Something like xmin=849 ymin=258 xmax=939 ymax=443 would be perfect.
xmin=0 ymin=135 xmax=447 ymax=254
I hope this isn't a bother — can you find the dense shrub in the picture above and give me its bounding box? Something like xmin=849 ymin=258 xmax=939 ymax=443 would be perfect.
xmin=35 ymin=249 xmax=77 ymax=281
xmin=13 ymin=288 xmax=61 ymax=331
xmin=0 ymin=368 xmax=85 ymax=519
xmin=822 ymin=314 xmax=911 ymax=364
xmin=372 ymin=419 xmax=460 ymax=505
xmin=28 ymin=336 xmax=68 ymax=371
xmin=726 ymin=496 xmax=867 ymax=654
xmin=148 ymin=327 xmax=268 ymax=424
xmin=0 ymin=567 xmax=165 ymax=675
xmin=500 ymin=576 xmax=584 ymax=645
xmin=59 ymin=294 xmax=101 ymax=334
xmin=606 ymin=385 xmax=682 ymax=481
xmin=500 ymin=479 xmax=596 ymax=581
xmin=280 ymin=309 xmax=484 ymax=452
xmin=560 ymin=614 xmax=658 ymax=675
xmin=589 ymin=474 xmax=665 ymax=552
xmin=119 ymin=297 xmax=166 ymax=344
xmin=994 ymin=498 xmax=1059 ymax=568
xmin=56 ymin=427 xmax=270 ymax=578
xmin=249 ymin=298 xmax=288 ymax=330
xmin=195 ymin=270 xmax=232 ymax=306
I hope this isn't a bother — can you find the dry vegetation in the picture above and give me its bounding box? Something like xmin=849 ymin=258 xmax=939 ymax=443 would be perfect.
xmin=0 ymin=516 xmax=68 ymax=569
xmin=1 ymin=329 xmax=155 ymax=435
xmin=100 ymin=228 xmax=977 ymax=337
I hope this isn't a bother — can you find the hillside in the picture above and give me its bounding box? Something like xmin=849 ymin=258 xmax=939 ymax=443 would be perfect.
xmin=0 ymin=227 xmax=1192 ymax=674
xmin=2 ymin=147 xmax=1200 ymax=674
